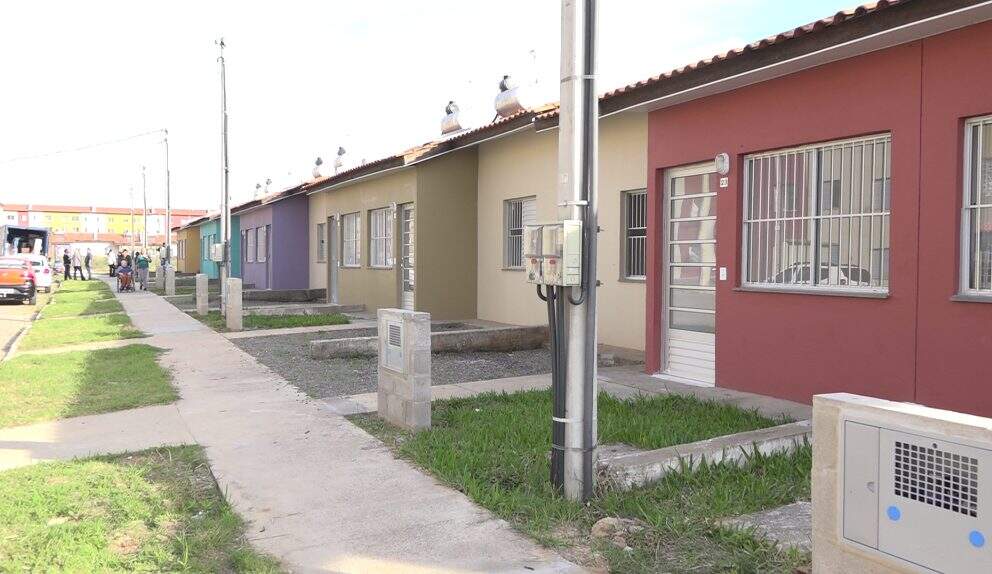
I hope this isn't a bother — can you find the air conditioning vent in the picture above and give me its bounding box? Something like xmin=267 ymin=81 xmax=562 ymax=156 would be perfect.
xmin=894 ymin=440 xmax=978 ymax=518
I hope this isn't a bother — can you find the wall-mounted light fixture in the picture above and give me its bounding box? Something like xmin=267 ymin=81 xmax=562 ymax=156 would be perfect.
xmin=714 ymin=153 xmax=731 ymax=175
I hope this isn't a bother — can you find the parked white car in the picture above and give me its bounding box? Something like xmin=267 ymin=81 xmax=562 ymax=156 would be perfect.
xmin=18 ymin=254 xmax=54 ymax=292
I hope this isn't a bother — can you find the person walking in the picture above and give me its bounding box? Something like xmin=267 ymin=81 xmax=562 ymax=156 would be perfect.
xmin=135 ymin=250 xmax=150 ymax=290
xmin=84 ymin=248 xmax=92 ymax=280
xmin=71 ymin=250 xmax=83 ymax=280
xmin=107 ymin=246 xmax=117 ymax=277
xmin=61 ymin=249 xmax=71 ymax=281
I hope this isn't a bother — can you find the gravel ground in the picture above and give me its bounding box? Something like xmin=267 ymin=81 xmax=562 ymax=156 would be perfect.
xmin=233 ymin=329 xmax=556 ymax=398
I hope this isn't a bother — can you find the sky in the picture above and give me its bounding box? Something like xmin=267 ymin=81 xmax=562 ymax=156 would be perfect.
xmin=0 ymin=0 xmax=856 ymax=213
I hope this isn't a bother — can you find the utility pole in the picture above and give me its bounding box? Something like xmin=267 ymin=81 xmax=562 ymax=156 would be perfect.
xmin=129 ymin=186 xmax=135 ymax=251
xmin=141 ymin=165 xmax=148 ymax=251
xmin=217 ymin=38 xmax=231 ymax=315
xmin=163 ymin=129 xmax=171 ymax=265
xmin=558 ymin=0 xmax=599 ymax=501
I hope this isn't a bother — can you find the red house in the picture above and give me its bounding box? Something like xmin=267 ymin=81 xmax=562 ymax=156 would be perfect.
xmin=601 ymin=0 xmax=992 ymax=416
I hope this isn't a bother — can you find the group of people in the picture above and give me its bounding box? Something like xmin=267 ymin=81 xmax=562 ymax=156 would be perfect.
xmin=108 ymin=248 xmax=150 ymax=290
xmin=61 ymin=249 xmax=92 ymax=280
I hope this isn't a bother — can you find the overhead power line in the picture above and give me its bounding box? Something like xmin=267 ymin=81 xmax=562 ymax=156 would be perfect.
xmin=0 ymin=129 xmax=165 ymax=165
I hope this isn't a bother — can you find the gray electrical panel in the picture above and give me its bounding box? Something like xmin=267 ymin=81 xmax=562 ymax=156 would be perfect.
xmin=842 ymin=420 xmax=991 ymax=573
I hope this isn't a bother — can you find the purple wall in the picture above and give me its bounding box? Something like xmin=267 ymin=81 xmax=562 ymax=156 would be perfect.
xmin=238 ymin=194 xmax=309 ymax=290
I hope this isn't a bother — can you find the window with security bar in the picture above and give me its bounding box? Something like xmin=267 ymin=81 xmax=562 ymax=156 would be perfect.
xmin=742 ymin=134 xmax=891 ymax=292
xmin=369 ymin=207 xmax=393 ymax=268
xmin=623 ymin=189 xmax=647 ymax=279
xmin=963 ymin=117 xmax=992 ymax=295
xmin=341 ymin=212 xmax=360 ymax=267
xmin=257 ymin=225 xmax=268 ymax=263
xmin=503 ymin=196 xmax=536 ymax=268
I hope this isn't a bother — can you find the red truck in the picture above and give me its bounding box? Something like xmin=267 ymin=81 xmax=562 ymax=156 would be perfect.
xmin=0 ymin=257 xmax=37 ymax=305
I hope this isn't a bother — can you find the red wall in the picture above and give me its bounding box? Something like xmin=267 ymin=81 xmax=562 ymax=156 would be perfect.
xmin=916 ymin=23 xmax=992 ymax=415
xmin=645 ymin=22 xmax=992 ymax=416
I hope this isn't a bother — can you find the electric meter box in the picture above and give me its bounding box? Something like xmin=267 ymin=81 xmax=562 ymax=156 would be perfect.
xmin=523 ymin=224 xmax=544 ymax=284
xmin=209 ymin=242 xmax=226 ymax=263
xmin=523 ymin=220 xmax=582 ymax=286
xmin=841 ymin=418 xmax=991 ymax=573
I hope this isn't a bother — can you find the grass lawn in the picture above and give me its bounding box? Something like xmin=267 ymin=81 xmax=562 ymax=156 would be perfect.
xmin=0 ymin=446 xmax=281 ymax=573
xmin=191 ymin=310 xmax=349 ymax=332
xmin=41 ymin=285 xmax=123 ymax=318
xmin=351 ymin=390 xmax=811 ymax=573
xmin=0 ymin=344 xmax=176 ymax=428
xmin=18 ymin=313 xmax=143 ymax=351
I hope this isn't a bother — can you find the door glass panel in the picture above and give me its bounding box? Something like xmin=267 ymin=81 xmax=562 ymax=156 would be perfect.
xmin=669 ymin=266 xmax=715 ymax=287
xmin=671 ymin=196 xmax=716 ymax=218
xmin=670 ymin=243 xmax=716 ymax=264
xmin=670 ymin=310 xmax=715 ymax=333
xmin=670 ymin=220 xmax=715 ymax=241
xmin=670 ymin=288 xmax=715 ymax=311
xmin=671 ymin=173 xmax=714 ymax=196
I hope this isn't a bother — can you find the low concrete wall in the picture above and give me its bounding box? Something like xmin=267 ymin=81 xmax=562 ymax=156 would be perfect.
xmin=599 ymin=421 xmax=811 ymax=491
xmin=244 ymin=288 xmax=326 ymax=303
xmin=310 ymin=325 xmax=548 ymax=359
xmin=248 ymin=303 xmax=362 ymax=317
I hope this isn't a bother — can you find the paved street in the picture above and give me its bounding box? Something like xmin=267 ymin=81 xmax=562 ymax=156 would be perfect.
xmin=0 ymin=297 xmax=44 ymax=358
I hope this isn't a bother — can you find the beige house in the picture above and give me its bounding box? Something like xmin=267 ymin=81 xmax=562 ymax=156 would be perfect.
xmin=306 ymin=148 xmax=479 ymax=321
xmin=305 ymin=103 xmax=647 ymax=356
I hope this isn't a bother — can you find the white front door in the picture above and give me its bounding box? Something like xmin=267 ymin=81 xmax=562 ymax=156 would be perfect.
xmin=327 ymin=215 xmax=339 ymax=304
xmin=400 ymin=204 xmax=415 ymax=310
xmin=662 ymin=163 xmax=718 ymax=386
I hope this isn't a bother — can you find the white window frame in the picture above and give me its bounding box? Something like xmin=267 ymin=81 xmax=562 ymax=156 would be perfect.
xmin=369 ymin=207 xmax=394 ymax=268
xmin=316 ymin=222 xmax=327 ymax=262
xmin=961 ymin=116 xmax=992 ymax=297
xmin=503 ymin=196 xmax=535 ymax=269
xmin=257 ymin=225 xmax=268 ymax=263
xmin=741 ymin=133 xmax=891 ymax=295
xmin=622 ymin=189 xmax=647 ymax=280
xmin=341 ymin=212 xmax=360 ymax=267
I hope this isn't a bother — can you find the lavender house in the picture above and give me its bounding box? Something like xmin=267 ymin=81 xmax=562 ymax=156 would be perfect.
xmin=234 ymin=185 xmax=309 ymax=290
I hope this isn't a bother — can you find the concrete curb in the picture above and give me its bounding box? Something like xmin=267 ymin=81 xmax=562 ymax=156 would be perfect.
xmin=309 ymin=325 xmax=548 ymax=359
xmin=2 ymin=306 xmax=42 ymax=362
xmin=598 ymin=420 xmax=812 ymax=491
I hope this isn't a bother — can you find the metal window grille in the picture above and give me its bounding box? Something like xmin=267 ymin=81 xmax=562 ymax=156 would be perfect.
xmin=257 ymin=225 xmax=268 ymax=263
xmin=370 ymin=207 xmax=393 ymax=267
xmin=316 ymin=223 xmax=326 ymax=262
xmin=623 ymin=190 xmax=647 ymax=279
xmin=245 ymin=229 xmax=255 ymax=263
xmin=742 ymin=134 xmax=891 ymax=291
xmin=504 ymin=197 xmax=535 ymax=268
xmin=342 ymin=213 xmax=360 ymax=267
xmin=963 ymin=117 xmax=992 ymax=294
xmin=894 ymin=440 xmax=978 ymax=518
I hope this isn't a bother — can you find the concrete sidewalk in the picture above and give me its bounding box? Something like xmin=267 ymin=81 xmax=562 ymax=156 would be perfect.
xmin=108 ymin=283 xmax=579 ymax=573
xmin=0 ymin=404 xmax=193 ymax=472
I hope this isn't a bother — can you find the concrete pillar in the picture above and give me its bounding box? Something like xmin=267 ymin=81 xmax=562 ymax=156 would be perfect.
xmin=195 ymin=273 xmax=209 ymax=316
xmin=377 ymin=308 xmax=431 ymax=431
xmin=155 ymin=267 xmax=166 ymax=290
xmin=164 ymin=266 xmax=176 ymax=296
xmin=225 ymin=277 xmax=243 ymax=331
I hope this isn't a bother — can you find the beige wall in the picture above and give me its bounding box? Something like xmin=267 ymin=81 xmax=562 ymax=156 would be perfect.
xmin=308 ymin=169 xmax=416 ymax=312
xmin=415 ymin=149 xmax=479 ymax=320
xmin=476 ymin=112 xmax=648 ymax=352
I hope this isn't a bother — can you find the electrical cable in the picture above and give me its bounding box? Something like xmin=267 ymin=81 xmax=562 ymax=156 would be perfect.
xmin=0 ymin=129 xmax=165 ymax=165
